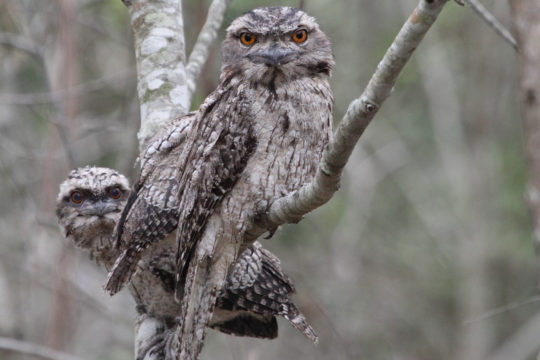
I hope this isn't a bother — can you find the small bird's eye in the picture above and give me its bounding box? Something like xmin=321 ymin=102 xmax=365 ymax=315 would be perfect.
xmin=240 ymin=32 xmax=256 ymax=46
xmin=291 ymin=29 xmax=308 ymax=43
xmin=70 ymin=191 xmax=84 ymax=204
xmin=109 ymin=187 xmax=122 ymax=200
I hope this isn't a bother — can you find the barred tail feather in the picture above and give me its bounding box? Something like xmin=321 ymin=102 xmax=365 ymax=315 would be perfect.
xmin=104 ymin=248 xmax=140 ymax=295
xmin=282 ymin=304 xmax=319 ymax=344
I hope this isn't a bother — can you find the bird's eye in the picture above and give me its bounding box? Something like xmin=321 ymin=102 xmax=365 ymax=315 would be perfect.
xmin=291 ymin=29 xmax=308 ymax=43
xmin=70 ymin=191 xmax=84 ymax=204
xmin=109 ymin=187 xmax=122 ymax=200
xmin=240 ymin=32 xmax=256 ymax=46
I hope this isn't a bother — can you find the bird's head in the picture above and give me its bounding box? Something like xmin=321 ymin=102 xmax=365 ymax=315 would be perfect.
xmin=56 ymin=166 xmax=130 ymax=249
xmin=221 ymin=7 xmax=334 ymax=85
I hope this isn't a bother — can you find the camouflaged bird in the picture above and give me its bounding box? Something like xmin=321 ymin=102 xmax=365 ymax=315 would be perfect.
xmin=104 ymin=6 xmax=333 ymax=357
xmin=56 ymin=166 xmax=318 ymax=343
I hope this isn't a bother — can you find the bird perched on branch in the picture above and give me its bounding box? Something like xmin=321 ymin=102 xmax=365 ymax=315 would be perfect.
xmin=56 ymin=166 xmax=318 ymax=343
xmin=104 ymin=6 xmax=333 ymax=357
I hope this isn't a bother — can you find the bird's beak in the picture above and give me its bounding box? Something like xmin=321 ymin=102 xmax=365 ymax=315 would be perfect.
xmin=249 ymin=44 xmax=298 ymax=67
xmin=80 ymin=202 xmax=117 ymax=217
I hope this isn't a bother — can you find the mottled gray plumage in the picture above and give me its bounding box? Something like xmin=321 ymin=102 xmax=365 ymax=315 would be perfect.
xmin=215 ymin=242 xmax=317 ymax=342
xmin=105 ymin=6 xmax=333 ymax=357
xmin=56 ymin=166 xmax=130 ymax=266
xmin=56 ymin=166 xmax=317 ymax=343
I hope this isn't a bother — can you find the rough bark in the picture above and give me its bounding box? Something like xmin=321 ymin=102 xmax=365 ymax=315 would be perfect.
xmin=126 ymin=0 xmax=189 ymax=151
xmin=122 ymin=1 xmax=189 ymax=358
xmin=510 ymin=0 xmax=540 ymax=252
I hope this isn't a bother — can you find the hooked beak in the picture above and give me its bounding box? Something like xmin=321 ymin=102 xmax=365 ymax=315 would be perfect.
xmin=248 ymin=44 xmax=298 ymax=67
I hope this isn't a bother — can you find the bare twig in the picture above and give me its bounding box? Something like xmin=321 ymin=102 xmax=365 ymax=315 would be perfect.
xmin=185 ymin=0 xmax=232 ymax=106
xmin=0 ymin=32 xmax=43 ymax=58
xmin=51 ymin=113 xmax=76 ymax=171
xmin=0 ymin=336 xmax=85 ymax=360
xmin=0 ymin=28 xmax=82 ymax=170
xmin=264 ymin=0 xmax=451 ymax=230
xmin=488 ymin=311 xmax=540 ymax=360
xmin=463 ymin=0 xmax=517 ymax=50
xmin=0 ymin=68 xmax=134 ymax=105
xmin=464 ymin=295 xmax=540 ymax=324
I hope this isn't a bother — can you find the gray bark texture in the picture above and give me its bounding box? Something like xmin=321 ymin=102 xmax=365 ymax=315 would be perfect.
xmin=126 ymin=0 xmax=189 ymax=151
xmin=122 ymin=2 xmax=189 ymax=358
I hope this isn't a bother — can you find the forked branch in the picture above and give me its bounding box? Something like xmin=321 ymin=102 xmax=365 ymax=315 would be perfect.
xmin=185 ymin=0 xmax=232 ymax=106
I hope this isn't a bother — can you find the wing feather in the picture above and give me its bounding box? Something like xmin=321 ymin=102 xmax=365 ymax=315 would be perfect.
xmin=105 ymin=80 xmax=256 ymax=296
xmin=174 ymin=87 xmax=257 ymax=294
xmin=217 ymin=242 xmax=318 ymax=343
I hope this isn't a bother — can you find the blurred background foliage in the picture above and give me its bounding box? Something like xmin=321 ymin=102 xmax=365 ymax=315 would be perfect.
xmin=0 ymin=0 xmax=536 ymax=359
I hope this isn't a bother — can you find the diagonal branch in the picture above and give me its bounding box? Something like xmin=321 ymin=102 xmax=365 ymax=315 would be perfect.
xmin=185 ymin=0 xmax=232 ymax=106
xmin=0 ymin=31 xmax=77 ymax=169
xmin=488 ymin=311 xmax=540 ymax=360
xmin=0 ymin=32 xmax=43 ymax=58
xmin=0 ymin=336 xmax=85 ymax=360
xmin=265 ymin=0 xmax=451 ymax=229
xmin=463 ymin=0 xmax=518 ymax=50
xmin=0 ymin=68 xmax=133 ymax=105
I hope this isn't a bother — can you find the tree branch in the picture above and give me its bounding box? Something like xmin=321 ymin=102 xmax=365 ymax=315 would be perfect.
xmin=125 ymin=0 xmax=189 ymax=151
xmin=488 ymin=311 xmax=540 ymax=360
xmin=0 ymin=32 xmax=43 ymax=58
xmin=264 ymin=0 xmax=451 ymax=229
xmin=0 ymin=68 xmax=133 ymax=105
xmin=0 ymin=30 xmax=76 ymax=168
xmin=463 ymin=0 xmax=518 ymax=50
xmin=123 ymin=1 xmax=189 ymax=358
xmin=185 ymin=0 xmax=232 ymax=106
xmin=0 ymin=336 xmax=85 ymax=360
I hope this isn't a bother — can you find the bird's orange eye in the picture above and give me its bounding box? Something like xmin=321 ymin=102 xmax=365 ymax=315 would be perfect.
xmin=109 ymin=187 xmax=122 ymax=200
xmin=71 ymin=191 xmax=84 ymax=204
xmin=240 ymin=32 xmax=256 ymax=46
xmin=292 ymin=29 xmax=308 ymax=43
